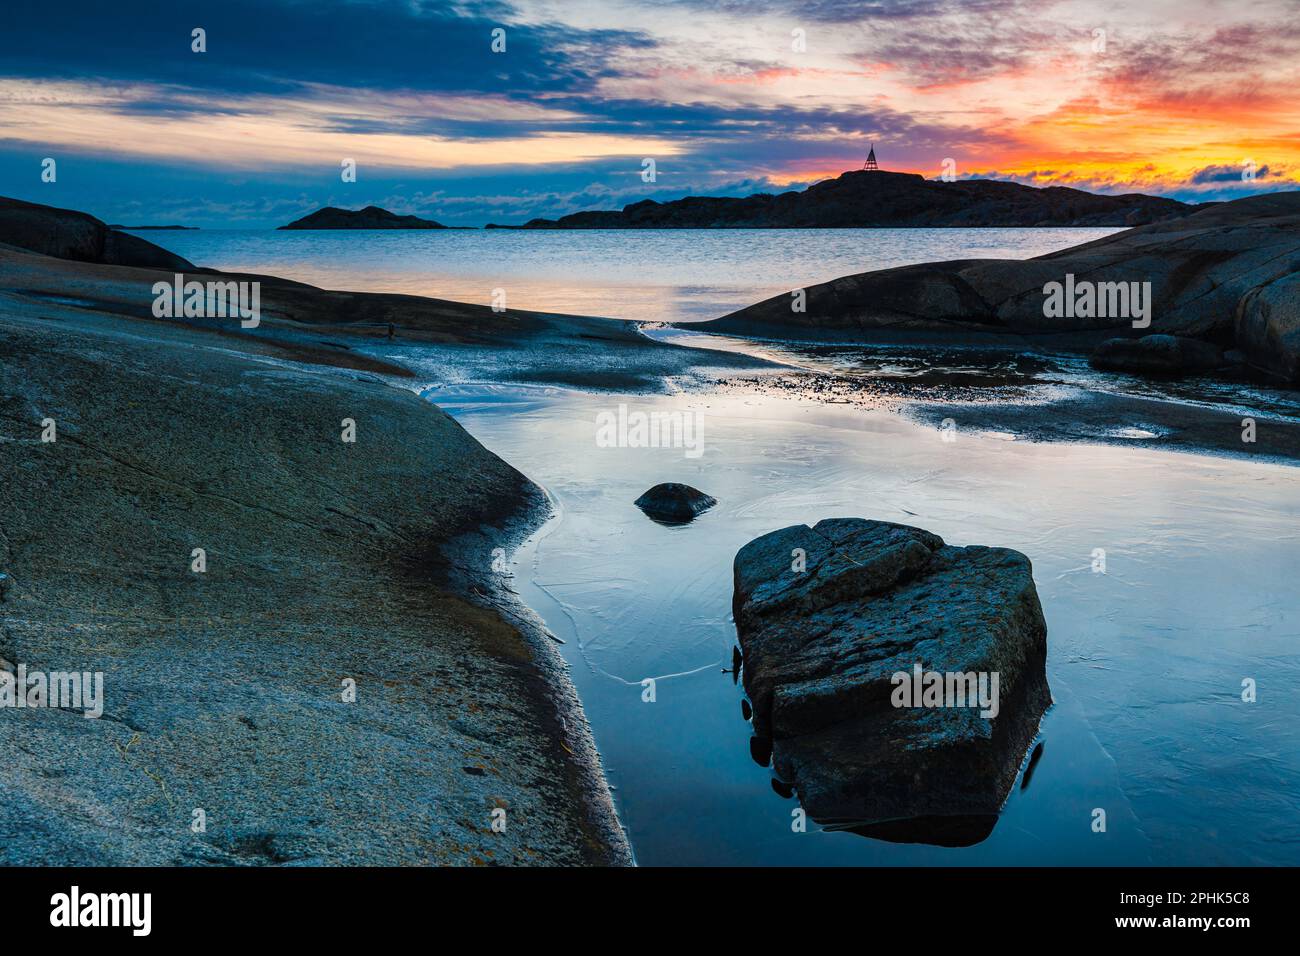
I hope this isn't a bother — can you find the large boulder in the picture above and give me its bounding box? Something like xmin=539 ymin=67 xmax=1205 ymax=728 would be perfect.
xmin=0 ymin=197 xmax=193 ymax=270
xmin=733 ymin=518 xmax=1050 ymax=843
xmin=1235 ymin=271 xmax=1300 ymax=382
xmin=1089 ymin=334 xmax=1225 ymax=376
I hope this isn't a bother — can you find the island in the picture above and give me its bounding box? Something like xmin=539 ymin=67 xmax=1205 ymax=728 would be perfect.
xmin=279 ymin=205 xmax=448 ymax=230
xmin=488 ymin=169 xmax=1194 ymax=229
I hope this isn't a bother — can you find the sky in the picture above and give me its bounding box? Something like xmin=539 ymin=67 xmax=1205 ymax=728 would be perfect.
xmin=1 ymin=0 xmax=1297 ymax=227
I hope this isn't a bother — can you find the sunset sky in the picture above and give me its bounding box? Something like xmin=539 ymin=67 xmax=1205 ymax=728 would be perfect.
xmin=2 ymin=0 xmax=1297 ymax=226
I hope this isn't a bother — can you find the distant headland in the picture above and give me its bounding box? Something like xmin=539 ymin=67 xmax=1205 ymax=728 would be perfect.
xmin=487 ymin=167 xmax=1195 ymax=230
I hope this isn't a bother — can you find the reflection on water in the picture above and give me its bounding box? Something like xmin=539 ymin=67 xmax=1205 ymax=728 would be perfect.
xmin=130 ymin=226 xmax=1120 ymax=324
xmin=646 ymin=327 xmax=1300 ymax=423
xmin=836 ymin=815 xmax=1000 ymax=848
xmin=428 ymin=384 xmax=1300 ymax=866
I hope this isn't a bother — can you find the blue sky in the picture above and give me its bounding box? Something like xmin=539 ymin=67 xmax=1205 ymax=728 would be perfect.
xmin=2 ymin=0 xmax=1297 ymax=227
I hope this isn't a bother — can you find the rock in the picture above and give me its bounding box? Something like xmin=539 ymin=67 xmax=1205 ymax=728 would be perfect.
xmin=696 ymin=192 xmax=1300 ymax=383
xmin=491 ymin=170 xmax=1190 ymax=229
xmin=1089 ymin=334 xmax=1225 ymax=376
xmin=0 ymin=263 xmax=632 ymax=867
xmin=732 ymin=518 xmax=1050 ymax=842
xmin=0 ymin=197 xmax=193 ymax=270
xmin=279 ymin=205 xmax=446 ymax=229
xmin=1124 ymin=206 xmax=1154 ymax=227
xmin=634 ymin=483 xmax=716 ymax=523
xmin=1235 ymin=270 xmax=1300 ymax=381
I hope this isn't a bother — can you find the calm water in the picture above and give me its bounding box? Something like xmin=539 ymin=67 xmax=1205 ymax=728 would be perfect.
xmin=129 ymin=226 xmax=1119 ymax=324
xmin=149 ymin=225 xmax=1298 ymax=864
xmin=418 ymin=383 xmax=1300 ymax=867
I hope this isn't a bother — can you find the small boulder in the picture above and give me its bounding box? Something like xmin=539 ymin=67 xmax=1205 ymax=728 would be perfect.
xmin=733 ymin=518 xmax=1050 ymax=844
xmin=1089 ymin=334 xmax=1224 ymax=376
xmin=634 ymin=483 xmax=716 ymax=524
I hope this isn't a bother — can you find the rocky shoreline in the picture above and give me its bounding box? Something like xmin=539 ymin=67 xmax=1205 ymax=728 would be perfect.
xmin=0 ymin=214 xmax=638 ymax=865
xmin=694 ymin=192 xmax=1300 ymax=385
xmin=3 ymin=193 xmax=1296 ymax=866
xmin=697 ymin=344 xmax=1300 ymax=465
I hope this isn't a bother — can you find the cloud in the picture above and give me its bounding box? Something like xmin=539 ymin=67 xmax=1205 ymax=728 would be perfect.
xmin=0 ymin=0 xmax=646 ymax=97
xmin=0 ymin=78 xmax=683 ymax=171
xmin=1189 ymin=163 xmax=1272 ymax=185
xmin=967 ymin=160 xmax=1296 ymax=203
xmin=2 ymin=0 xmax=1298 ymax=222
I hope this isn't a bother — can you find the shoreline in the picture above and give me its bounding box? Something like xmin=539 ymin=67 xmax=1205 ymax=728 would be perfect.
xmin=646 ymin=328 xmax=1300 ymax=466
xmin=706 ymin=366 xmax=1300 ymax=466
xmin=2 ymin=222 xmax=1295 ymax=865
xmin=436 ymin=488 xmax=634 ymax=866
xmin=421 ymin=376 xmax=1300 ymax=865
xmin=0 ymin=250 xmax=640 ymax=865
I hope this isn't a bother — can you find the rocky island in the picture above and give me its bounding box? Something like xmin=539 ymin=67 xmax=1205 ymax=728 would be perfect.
xmin=492 ymin=169 xmax=1193 ymax=229
xmin=279 ymin=205 xmax=447 ymax=229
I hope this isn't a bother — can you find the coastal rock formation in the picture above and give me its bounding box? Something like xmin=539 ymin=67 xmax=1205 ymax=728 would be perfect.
xmin=494 ymin=170 xmax=1190 ymax=229
xmin=279 ymin=205 xmax=446 ymax=229
xmin=1089 ymin=334 xmax=1225 ymax=376
xmin=0 ymin=197 xmax=193 ymax=270
xmin=697 ymin=192 xmax=1300 ymax=383
xmin=1235 ymin=271 xmax=1300 ymax=382
xmin=0 ymin=228 xmax=630 ymax=865
xmin=733 ymin=518 xmax=1050 ymax=842
xmin=0 ymin=214 xmax=770 ymax=395
xmin=634 ymin=483 xmax=717 ymax=523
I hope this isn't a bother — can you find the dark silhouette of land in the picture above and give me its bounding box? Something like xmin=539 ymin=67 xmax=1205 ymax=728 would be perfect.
xmin=280 ymin=205 xmax=447 ymax=229
xmin=489 ymin=169 xmax=1194 ymax=229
